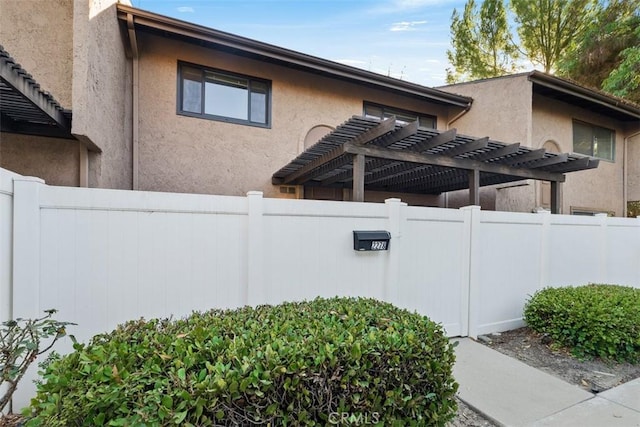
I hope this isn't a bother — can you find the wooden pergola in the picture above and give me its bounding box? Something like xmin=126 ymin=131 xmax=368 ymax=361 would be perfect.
xmin=0 ymin=45 xmax=74 ymax=141
xmin=273 ymin=116 xmax=600 ymax=213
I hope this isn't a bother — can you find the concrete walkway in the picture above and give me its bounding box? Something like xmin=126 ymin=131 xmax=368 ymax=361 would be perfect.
xmin=453 ymin=338 xmax=640 ymax=427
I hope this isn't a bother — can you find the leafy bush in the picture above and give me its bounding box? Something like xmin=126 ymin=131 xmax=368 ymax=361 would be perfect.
xmin=25 ymin=297 xmax=458 ymax=426
xmin=524 ymin=284 xmax=640 ymax=362
xmin=0 ymin=309 xmax=74 ymax=413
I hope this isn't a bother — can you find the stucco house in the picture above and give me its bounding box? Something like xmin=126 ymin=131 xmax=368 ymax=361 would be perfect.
xmin=440 ymin=73 xmax=640 ymax=216
xmin=1 ymin=1 xmax=639 ymax=214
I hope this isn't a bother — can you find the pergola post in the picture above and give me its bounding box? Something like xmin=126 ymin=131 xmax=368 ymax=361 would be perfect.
xmin=550 ymin=181 xmax=561 ymax=214
xmin=469 ymin=168 xmax=480 ymax=206
xmin=352 ymin=153 xmax=365 ymax=202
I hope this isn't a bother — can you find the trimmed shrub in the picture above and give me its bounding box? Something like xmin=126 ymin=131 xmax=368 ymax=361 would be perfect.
xmin=25 ymin=297 xmax=458 ymax=426
xmin=524 ymin=284 xmax=640 ymax=362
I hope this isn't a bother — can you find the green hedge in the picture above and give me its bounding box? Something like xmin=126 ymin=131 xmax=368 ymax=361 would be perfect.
xmin=524 ymin=284 xmax=640 ymax=362
xmin=25 ymin=297 xmax=458 ymax=426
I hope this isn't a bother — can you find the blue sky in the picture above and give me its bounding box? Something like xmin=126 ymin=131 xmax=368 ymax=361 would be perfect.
xmin=131 ymin=0 xmax=467 ymax=87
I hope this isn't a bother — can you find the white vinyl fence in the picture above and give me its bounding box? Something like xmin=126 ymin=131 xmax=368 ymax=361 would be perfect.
xmin=2 ymin=167 xmax=639 ymax=409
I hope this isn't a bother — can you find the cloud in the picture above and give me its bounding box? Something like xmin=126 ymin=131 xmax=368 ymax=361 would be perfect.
xmin=389 ymin=20 xmax=428 ymax=31
xmin=176 ymin=6 xmax=194 ymax=13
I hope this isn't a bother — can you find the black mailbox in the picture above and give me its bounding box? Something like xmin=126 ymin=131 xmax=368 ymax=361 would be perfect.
xmin=353 ymin=230 xmax=391 ymax=251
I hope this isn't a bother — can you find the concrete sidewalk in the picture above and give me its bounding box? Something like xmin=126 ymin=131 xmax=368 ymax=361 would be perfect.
xmin=453 ymin=338 xmax=640 ymax=427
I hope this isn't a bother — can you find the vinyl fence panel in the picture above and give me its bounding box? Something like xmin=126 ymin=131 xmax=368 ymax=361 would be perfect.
xmin=3 ymin=167 xmax=639 ymax=410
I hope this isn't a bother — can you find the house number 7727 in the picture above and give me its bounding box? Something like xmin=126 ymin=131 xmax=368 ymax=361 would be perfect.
xmin=371 ymin=241 xmax=387 ymax=250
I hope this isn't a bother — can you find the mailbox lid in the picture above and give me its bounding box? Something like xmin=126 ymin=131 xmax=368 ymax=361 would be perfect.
xmin=353 ymin=231 xmax=391 ymax=241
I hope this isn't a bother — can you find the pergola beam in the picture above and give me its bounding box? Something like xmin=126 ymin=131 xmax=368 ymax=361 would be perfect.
xmin=441 ymin=136 xmax=489 ymax=158
xmin=501 ymin=148 xmax=546 ymax=165
xmin=375 ymin=120 xmax=419 ymax=147
xmin=320 ymin=120 xmax=418 ymax=185
xmin=0 ymin=58 xmax=68 ymax=128
xmin=529 ymin=153 xmax=569 ymax=168
xmin=344 ymin=142 xmax=566 ymax=183
xmin=470 ymin=142 xmax=520 ymax=162
xmin=276 ymin=117 xmax=396 ymax=185
xmin=276 ymin=145 xmax=347 ymax=184
xmin=411 ymin=128 xmax=457 ymax=152
xmin=350 ymin=116 xmax=396 ymax=146
xmin=342 ymin=128 xmax=458 ymax=187
xmin=547 ymin=157 xmax=599 ymax=173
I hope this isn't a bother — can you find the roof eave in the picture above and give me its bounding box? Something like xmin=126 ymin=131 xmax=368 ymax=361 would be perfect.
xmin=528 ymin=71 xmax=640 ymax=121
xmin=116 ymin=4 xmax=472 ymax=109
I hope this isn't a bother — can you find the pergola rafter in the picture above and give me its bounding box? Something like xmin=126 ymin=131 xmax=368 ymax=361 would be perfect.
xmin=273 ymin=116 xmax=600 ymax=213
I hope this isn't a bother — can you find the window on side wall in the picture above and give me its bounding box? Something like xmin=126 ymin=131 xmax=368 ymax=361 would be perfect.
xmin=178 ymin=62 xmax=271 ymax=127
xmin=364 ymin=102 xmax=436 ymax=128
xmin=572 ymin=120 xmax=614 ymax=161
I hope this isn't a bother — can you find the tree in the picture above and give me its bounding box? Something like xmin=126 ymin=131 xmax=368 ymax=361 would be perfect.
xmin=558 ymin=0 xmax=640 ymax=103
xmin=511 ymin=0 xmax=598 ymax=73
xmin=446 ymin=0 xmax=519 ymax=83
xmin=446 ymin=0 xmax=639 ymax=103
xmin=602 ymin=34 xmax=640 ymax=102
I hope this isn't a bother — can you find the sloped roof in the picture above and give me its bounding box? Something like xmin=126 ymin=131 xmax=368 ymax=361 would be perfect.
xmin=116 ymin=4 xmax=472 ymax=109
xmin=273 ymin=116 xmax=599 ymax=194
xmin=528 ymin=71 xmax=640 ymax=123
xmin=0 ymin=45 xmax=73 ymax=139
xmin=440 ymin=71 xmax=640 ymax=123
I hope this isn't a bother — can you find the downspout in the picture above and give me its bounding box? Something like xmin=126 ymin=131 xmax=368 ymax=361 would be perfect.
xmin=444 ymin=103 xmax=472 ymax=208
xmin=623 ymin=130 xmax=640 ymax=217
xmin=127 ymin=13 xmax=140 ymax=190
xmin=446 ymin=103 xmax=471 ymax=130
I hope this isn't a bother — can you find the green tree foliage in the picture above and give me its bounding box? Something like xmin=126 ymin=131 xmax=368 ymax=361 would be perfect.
xmin=446 ymin=0 xmax=519 ymax=83
xmin=511 ymin=0 xmax=598 ymax=73
xmin=602 ymin=26 xmax=640 ymax=102
xmin=558 ymin=0 xmax=640 ymax=103
xmin=628 ymin=200 xmax=640 ymax=218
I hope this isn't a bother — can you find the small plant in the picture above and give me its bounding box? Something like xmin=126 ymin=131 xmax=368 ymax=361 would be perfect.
xmin=524 ymin=284 xmax=640 ymax=362
xmin=25 ymin=297 xmax=458 ymax=426
xmin=0 ymin=309 xmax=74 ymax=413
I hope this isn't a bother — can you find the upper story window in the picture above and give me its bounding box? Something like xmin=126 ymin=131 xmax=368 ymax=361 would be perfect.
xmin=178 ymin=62 xmax=271 ymax=127
xmin=364 ymin=102 xmax=436 ymax=128
xmin=572 ymin=120 xmax=614 ymax=161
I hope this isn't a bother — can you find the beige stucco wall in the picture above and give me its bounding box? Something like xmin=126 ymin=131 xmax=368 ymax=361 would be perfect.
xmin=0 ymin=0 xmax=74 ymax=108
xmin=72 ymin=0 xmax=132 ymax=189
xmin=443 ymin=187 xmax=497 ymax=211
xmin=135 ymin=32 xmax=454 ymax=200
xmin=628 ymin=133 xmax=640 ymax=203
xmin=531 ymin=93 xmax=626 ymax=215
xmin=441 ymin=76 xmax=637 ymax=216
xmin=439 ymin=75 xmax=533 ymax=144
xmin=0 ymin=0 xmax=132 ymax=190
xmin=433 ymin=75 xmax=535 ymax=212
xmin=0 ymin=134 xmax=79 ymax=187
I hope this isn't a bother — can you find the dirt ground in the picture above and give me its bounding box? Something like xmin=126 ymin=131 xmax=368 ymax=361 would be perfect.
xmin=449 ymin=397 xmax=496 ymax=427
xmin=478 ymin=327 xmax=640 ymax=393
